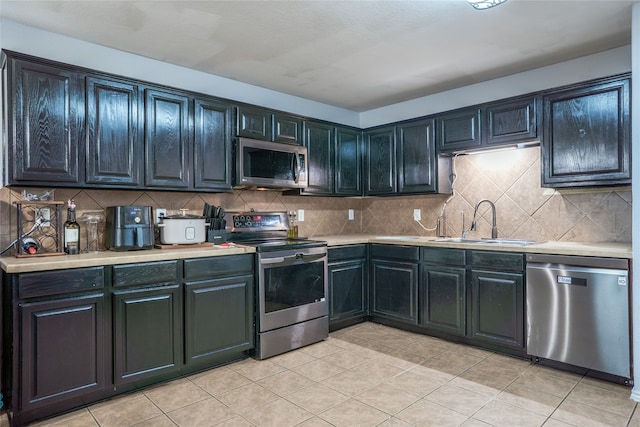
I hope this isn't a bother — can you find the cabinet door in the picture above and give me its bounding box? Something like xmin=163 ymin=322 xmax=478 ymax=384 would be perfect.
xmin=436 ymin=108 xmax=481 ymax=153
xmin=86 ymin=76 xmax=142 ymax=186
xmin=184 ymin=275 xmax=254 ymax=367
xmin=273 ymin=113 xmax=303 ymax=145
xmin=542 ymin=77 xmax=630 ymax=187
xmin=113 ymin=284 xmax=182 ymax=385
xmin=236 ymin=105 xmax=272 ymax=140
xmin=370 ymin=259 xmax=418 ymax=324
xmin=471 ymin=270 xmax=524 ymax=349
xmin=20 ymin=293 xmax=106 ymax=410
xmin=335 ymin=127 xmax=362 ymax=196
xmin=420 ymin=264 xmax=466 ymax=336
xmin=145 ymin=89 xmax=191 ymax=188
xmin=303 ymin=121 xmax=334 ymax=194
xmin=194 ymin=97 xmax=232 ymax=191
xmin=329 ymin=258 xmax=367 ymax=323
xmin=9 ymin=58 xmax=83 ymax=184
xmin=485 ymin=96 xmax=538 ymax=147
xmin=397 ymin=119 xmax=437 ymax=193
xmin=365 ymin=127 xmax=396 ymax=195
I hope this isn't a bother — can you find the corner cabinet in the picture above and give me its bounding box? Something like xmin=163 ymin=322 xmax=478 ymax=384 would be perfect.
xmin=5 ymin=55 xmax=84 ymax=185
xmin=542 ymin=75 xmax=631 ymax=187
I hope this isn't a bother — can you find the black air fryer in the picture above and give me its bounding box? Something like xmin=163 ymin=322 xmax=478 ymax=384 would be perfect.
xmin=105 ymin=206 xmax=154 ymax=251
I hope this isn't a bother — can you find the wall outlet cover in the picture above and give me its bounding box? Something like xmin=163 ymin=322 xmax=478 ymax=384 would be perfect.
xmin=413 ymin=209 xmax=421 ymax=221
xmin=155 ymin=208 xmax=167 ymax=224
xmin=348 ymin=209 xmax=354 ymax=220
xmin=298 ymin=209 xmax=304 ymax=222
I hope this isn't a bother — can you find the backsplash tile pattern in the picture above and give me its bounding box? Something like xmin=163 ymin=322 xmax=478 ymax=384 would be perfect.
xmin=0 ymin=147 xmax=631 ymax=254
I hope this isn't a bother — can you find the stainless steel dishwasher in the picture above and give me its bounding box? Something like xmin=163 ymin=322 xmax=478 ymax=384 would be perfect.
xmin=526 ymin=254 xmax=630 ymax=380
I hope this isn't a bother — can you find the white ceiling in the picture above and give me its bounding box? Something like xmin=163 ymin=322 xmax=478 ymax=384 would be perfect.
xmin=0 ymin=0 xmax=634 ymax=112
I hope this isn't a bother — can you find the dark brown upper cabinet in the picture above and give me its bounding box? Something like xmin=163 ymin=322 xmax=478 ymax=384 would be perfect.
xmin=436 ymin=108 xmax=481 ymax=153
xmin=193 ymin=97 xmax=233 ymax=191
xmin=365 ymin=126 xmax=396 ymax=196
xmin=335 ymin=127 xmax=362 ymax=196
xmin=485 ymin=96 xmax=539 ymax=147
xmin=144 ymin=88 xmax=191 ymax=188
xmin=86 ymin=76 xmax=142 ymax=187
xmin=235 ymin=105 xmax=303 ymax=145
xmin=542 ymin=75 xmax=630 ymax=188
xmin=397 ymin=119 xmax=438 ymax=194
xmin=303 ymin=121 xmax=335 ymax=194
xmin=6 ymin=55 xmax=84 ymax=185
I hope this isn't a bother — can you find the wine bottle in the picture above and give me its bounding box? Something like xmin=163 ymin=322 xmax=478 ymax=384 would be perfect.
xmin=21 ymin=237 xmax=38 ymax=255
xmin=64 ymin=199 xmax=80 ymax=255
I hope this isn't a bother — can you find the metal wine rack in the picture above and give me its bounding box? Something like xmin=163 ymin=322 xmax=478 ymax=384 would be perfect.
xmin=14 ymin=201 xmax=65 ymax=258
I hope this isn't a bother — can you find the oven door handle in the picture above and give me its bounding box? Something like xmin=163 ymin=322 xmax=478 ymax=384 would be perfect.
xmin=261 ymin=252 xmax=326 ymax=265
xmin=297 ymin=253 xmax=326 ymax=263
xmin=260 ymin=256 xmax=288 ymax=265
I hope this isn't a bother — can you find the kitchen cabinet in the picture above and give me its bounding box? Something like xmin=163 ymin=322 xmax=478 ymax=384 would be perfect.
xmin=112 ymin=261 xmax=182 ymax=386
xmin=370 ymin=244 xmax=419 ymax=325
xmin=328 ymin=244 xmax=368 ymax=330
xmin=235 ymin=105 xmax=303 ymax=145
xmin=303 ymin=121 xmax=335 ymax=194
xmin=86 ymin=75 xmax=143 ymax=187
xmin=542 ymin=74 xmax=630 ymax=187
xmin=397 ymin=119 xmax=439 ymax=194
xmin=436 ymin=107 xmax=481 ymax=153
xmin=5 ymin=267 xmax=108 ymax=425
xmin=5 ymin=54 xmax=84 ymax=185
xmin=485 ymin=96 xmax=539 ymax=147
xmin=364 ymin=127 xmax=396 ymax=195
xmin=469 ymin=250 xmax=525 ymax=353
xmin=302 ymin=123 xmax=362 ymax=196
xmin=144 ymin=88 xmax=191 ymax=189
xmin=419 ymin=247 xmax=466 ymax=337
xmin=335 ymin=127 xmax=363 ymax=195
xmin=193 ymin=97 xmax=233 ymax=191
xmin=183 ymin=255 xmax=254 ymax=369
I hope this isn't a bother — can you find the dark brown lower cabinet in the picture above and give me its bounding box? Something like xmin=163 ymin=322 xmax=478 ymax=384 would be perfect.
xmin=328 ymin=245 xmax=368 ymax=329
xmin=420 ymin=264 xmax=466 ymax=336
xmin=20 ymin=293 xmax=107 ymax=410
xmin=184 ymin=275 xmax=254 ymax=368
xmin=113 ymin=284 xmax=182 ymax=386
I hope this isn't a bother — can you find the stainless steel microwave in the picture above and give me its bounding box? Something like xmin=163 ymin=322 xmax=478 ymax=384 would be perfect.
xmin=234 ymin=137 xmax=308 ymax=190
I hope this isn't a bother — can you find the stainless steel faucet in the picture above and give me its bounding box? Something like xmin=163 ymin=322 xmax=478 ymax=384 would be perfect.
xmin=471 ymin=199 xmax=498 ymax=239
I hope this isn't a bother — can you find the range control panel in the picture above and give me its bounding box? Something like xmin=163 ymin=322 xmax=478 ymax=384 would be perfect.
xmin=233 ymin=213 xmax=285 ymax=230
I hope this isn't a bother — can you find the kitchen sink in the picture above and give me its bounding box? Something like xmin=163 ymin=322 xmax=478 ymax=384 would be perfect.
xmin=434 ymin=237 xmax=538 ymax=246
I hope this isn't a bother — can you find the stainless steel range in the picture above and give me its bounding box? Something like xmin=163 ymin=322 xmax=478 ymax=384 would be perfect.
xmin=227 ymin=211 xmax=328 ymax=359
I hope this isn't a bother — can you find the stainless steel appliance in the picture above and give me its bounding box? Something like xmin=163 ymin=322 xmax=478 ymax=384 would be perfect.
xmin=105 ymin=206 xmax=154 ymax=251
xmin=228 ymin=211 xmax=328 ymax=359
xmin=526 ymin=254 xmax=631 ymax=380
xmin=234 ymin=137 xmax=308 ymax=190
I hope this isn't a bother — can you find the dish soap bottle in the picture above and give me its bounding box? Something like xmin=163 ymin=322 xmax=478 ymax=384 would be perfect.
xmin=64 ymin=199 xmax=80 ymax=254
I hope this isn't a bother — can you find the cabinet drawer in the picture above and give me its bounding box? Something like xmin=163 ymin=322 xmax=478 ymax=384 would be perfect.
xmin=184 ymin=254 xmax=253 ymax=280
xmin=329 ymin=245 xmax=367 ymax=263
xmin=18 ymin=267 xmax=104 ymax=299
xmin=421 ymin=247 xmax=466 ymax=266
xmin=370 ymin=244 xmax=419 ymax=261
xmin=470 ymin=251 xmax=524 ymax=272
xmin=113 ymin=260 xmax=179 ymax=287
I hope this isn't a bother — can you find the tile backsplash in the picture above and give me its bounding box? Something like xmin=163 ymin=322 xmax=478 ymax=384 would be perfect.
xmin=0 ymin=147 xmax=631 ymax=254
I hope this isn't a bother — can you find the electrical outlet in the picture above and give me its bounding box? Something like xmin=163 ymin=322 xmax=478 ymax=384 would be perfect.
xmin=298 ymin=209 xmax=305 ymax=222
xmin=413 ymin=209 xmax=421 ymax=221
xmin=36 ymin=208 xmax=51 ymax=227
xmin=348 ymin=209 xmax=354 ymax=220
xmin=155 ymin=208 xmax=167 ymax=224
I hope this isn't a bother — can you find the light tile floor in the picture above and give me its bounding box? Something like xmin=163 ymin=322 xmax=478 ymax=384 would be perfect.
xmin=3 ymin=322 xmax=640 ymax=426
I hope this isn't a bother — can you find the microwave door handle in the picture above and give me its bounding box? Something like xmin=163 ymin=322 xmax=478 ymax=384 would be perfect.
xmin=293 ymin=152 xmax=301 ymax=184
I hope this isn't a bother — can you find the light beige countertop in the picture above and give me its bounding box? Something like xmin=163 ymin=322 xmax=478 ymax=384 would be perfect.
xmin=0 ymin=245 xmax=255 ymax=274
xmin=316 ymin=235 xmax=632 ymax=259
xmin=1 ymin=235 xmax=631 ymax=274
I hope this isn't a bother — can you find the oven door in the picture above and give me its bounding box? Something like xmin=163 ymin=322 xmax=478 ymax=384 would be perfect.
xmin=258 ymin=246 xmax=328 ymax=332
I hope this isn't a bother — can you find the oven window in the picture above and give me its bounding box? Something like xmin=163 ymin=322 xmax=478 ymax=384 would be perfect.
xmin=264 ymin=261 xmax=324 ymax=313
